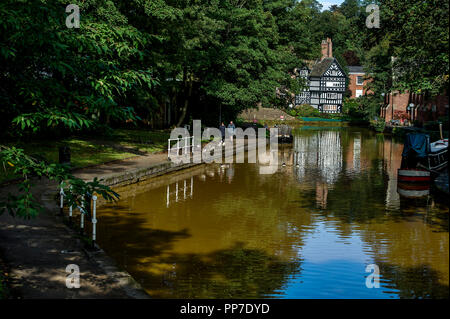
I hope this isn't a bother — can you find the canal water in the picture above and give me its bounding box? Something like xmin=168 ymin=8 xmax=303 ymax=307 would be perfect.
xmin=96 ymin=127 xmax=449 ymax=298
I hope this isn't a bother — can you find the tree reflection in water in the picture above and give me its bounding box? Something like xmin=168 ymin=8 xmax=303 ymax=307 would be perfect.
xmin=96 ymin=127 xmax=448 ymax=298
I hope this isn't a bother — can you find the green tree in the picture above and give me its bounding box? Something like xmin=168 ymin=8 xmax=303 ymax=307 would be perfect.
xmin=0 ymin=0 xmax=158 ymax=217
xmin=360 ymin=0 xmax=449 ymax=96
xmin=0 ymin=0 xmax=157 ymax=134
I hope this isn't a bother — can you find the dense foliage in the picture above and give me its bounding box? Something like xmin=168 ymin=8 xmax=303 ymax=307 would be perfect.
xmin=360 ymin=0 xmax=449 ymax=98
xmin=0 ymin=0 xmax=448 ymax=218
xmin=288 ymin=104 xmax=321 ymax=118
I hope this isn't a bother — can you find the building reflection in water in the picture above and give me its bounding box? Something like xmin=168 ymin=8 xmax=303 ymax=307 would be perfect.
xmin=96 ymin=128 xmax=448 ymax=298
xmin=293 ymin=130 xmax=343 ymax=185
xmin=291 ymin=130 xmax=343 ymax=209
xmin=353 ymin=134 xmax=361 ymax=173
xmin=381 ymin=136 xmax=403 ymax=211
xmin=344 ymin=132 xmax=362 ymax=175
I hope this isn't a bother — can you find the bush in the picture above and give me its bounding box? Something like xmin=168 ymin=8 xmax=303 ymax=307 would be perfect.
xmin=292 ymin=104 xmax=321 ymax=117
xmin=370 ymin=119 xmax=386 ymax=132
xmin=393 ymin=110 xmax=409 ymax=121
xmin=342 ymin=98 xmax=360 ymax=115
xmin=342 ymin=95 xmax=382 ymax=123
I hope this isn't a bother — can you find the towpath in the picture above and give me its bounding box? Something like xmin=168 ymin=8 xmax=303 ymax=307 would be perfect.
xmin=0 ymin=151 xmax=174 ymax=299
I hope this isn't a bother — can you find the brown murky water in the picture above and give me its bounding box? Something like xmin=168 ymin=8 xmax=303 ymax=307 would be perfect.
xmin=96 ymin=127 xmax=449 ymax=298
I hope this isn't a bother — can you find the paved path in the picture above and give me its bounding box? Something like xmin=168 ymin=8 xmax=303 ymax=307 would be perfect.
xmin=72 ymin=152 xmax=168 ymax=182
xmin=0 ymin=152 xmax=171 ymax=299
xmin=0 ymin=139 xmax=248 ymax=298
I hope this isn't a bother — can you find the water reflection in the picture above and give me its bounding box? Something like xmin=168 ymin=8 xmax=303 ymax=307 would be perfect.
xmin=166 ymin=177 xmax=193 ymax=207
xmin=97 ymin=127 xmax=448 ymax=299
xmin=292 ymin=130 xmax=342 ymax=185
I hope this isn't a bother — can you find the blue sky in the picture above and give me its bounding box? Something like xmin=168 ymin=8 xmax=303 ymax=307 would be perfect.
xmin=319 ymin=0 xmax=345 ymax=11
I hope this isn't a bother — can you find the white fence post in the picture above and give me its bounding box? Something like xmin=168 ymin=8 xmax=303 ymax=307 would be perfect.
xmin=58 ymin=187 xmax=98 ymax=243
xmin=80 ymin=195 xmax=85 ymax=235
xmin=59 ymin=187 xmax=64 ymax=216
xmin=168 ymin=139 xmax=171 ymax=158
xmin=92 ymin=195 xmax=97 ymax=247
xmin=168 ymin=136 xmax=195 ymax=159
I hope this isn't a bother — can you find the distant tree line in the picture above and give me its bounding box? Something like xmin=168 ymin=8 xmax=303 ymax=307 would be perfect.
xmin=1 ymin=0 xmax=447 ymax=134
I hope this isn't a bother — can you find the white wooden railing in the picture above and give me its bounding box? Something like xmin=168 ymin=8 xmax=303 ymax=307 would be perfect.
xmin=59 ymin=185 xmax=98 ymax=246
xmin=168 ymin=136 xmax=194 ymax=158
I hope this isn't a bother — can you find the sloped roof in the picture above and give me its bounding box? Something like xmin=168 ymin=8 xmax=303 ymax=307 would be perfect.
xmin=310 ymin=58 xmax=335 ymax=77
xmin=303 ymin=59 xmax=318 ymax=70
xmin=348 ymin=66 xmax=364 ymax=73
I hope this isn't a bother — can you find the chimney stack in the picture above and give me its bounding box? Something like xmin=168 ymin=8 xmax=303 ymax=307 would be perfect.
xmin=321 ymin=38 xmax=333 ymax=60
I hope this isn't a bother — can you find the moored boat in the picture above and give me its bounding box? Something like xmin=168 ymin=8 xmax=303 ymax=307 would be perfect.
xmin=397 ymin=169 xmax=431 ymax=183
xmin=397 ymin=181 xmax=430 ymax=198
xmin=398 ymin=133 xmax=448 ymax=176
xmin=397 ymin=130 xmax=448 ymax=198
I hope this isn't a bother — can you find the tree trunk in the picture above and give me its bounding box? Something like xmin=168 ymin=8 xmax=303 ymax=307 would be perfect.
xmin=176 ymin=68 xmax=193 ymax=127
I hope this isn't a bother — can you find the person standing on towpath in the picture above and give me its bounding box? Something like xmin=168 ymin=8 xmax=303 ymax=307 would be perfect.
xmin=219 ymin=122 xmax=226 ymax=145
xmin=228 ymin=121 xmax=235 ymax=142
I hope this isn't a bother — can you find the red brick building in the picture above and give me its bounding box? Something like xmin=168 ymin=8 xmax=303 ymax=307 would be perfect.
xmin=380 ymin=90 xmax=449 ymax=125
xmin=347 ymin=66 xmax=371 ymax=98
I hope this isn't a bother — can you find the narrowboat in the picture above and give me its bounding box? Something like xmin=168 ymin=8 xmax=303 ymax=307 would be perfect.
xmin=397 ymin=131 xmax=448 ymax=198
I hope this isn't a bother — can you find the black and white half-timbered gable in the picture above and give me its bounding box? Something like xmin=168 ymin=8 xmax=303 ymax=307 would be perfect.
xmin=295 ymin=66 xmax=311 ymax=106
xmin=295 ymin=57 xmax=347 ymax=113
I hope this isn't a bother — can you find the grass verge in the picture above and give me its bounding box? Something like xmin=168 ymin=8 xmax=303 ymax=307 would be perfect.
xmin=0 ymin=129 xmax=170 ymax=184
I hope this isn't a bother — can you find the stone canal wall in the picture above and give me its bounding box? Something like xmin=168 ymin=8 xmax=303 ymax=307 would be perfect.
xmin=101 ymin=160 xmax=200 ymax=188
xmin=97 ymin=140 xmax=255 ymax=188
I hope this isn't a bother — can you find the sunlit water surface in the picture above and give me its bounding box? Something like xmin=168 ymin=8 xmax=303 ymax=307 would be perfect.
xmin=96 ymin=127 xmax=449 ymax=298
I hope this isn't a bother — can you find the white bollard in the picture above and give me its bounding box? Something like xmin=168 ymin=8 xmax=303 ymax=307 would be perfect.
xmin=80 ymin=196 xmax=85 ymax=234
xmin=91 ymin=195 xmax=97 ymax=246
xmin=68 ymin=185 xmax=73 ymax=223
xmin=59 ymin=187 xmax=64 ymax=216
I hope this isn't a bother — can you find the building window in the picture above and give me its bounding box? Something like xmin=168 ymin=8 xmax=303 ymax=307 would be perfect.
xmin=327 ymin=93 xmax=338 ymax=99
xmin=356 ymin=89 xmax=363 ymax=98
xmin=356 ymin=76 xmax=364 ymax=85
